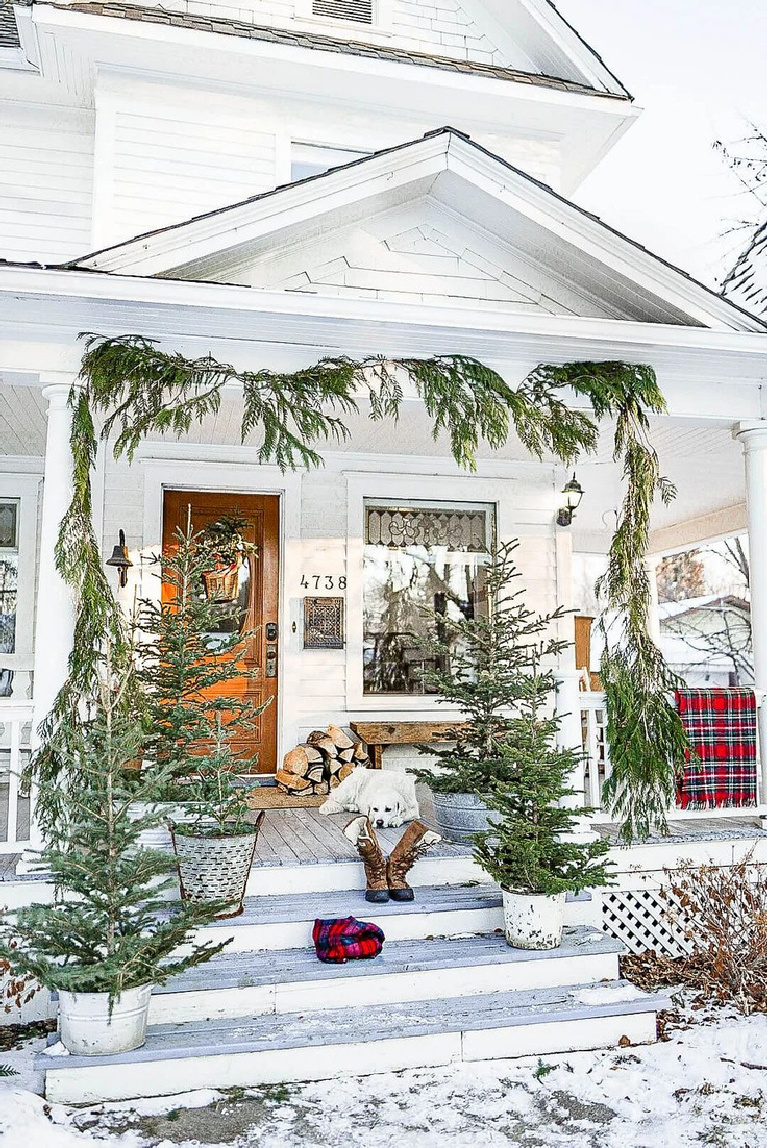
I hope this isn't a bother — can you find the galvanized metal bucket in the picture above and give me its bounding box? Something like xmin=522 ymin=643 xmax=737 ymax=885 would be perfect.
xmin=172 ymin=825 xmax=260 ymax=919
xmin=431 ymin=791 xmax=497 ymax=844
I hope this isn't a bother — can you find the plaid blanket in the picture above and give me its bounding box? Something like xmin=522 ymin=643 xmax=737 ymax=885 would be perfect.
xmin=676 ymin=688 xmax=757 ymax=809
xmin=312 ymin=917 xmax=385 ymax=964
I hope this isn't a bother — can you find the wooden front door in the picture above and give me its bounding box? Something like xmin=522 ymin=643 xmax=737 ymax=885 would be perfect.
xmin=162 ymin=490 xmax=280 ymax=774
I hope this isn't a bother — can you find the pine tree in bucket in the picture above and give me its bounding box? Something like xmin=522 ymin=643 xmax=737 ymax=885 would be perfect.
xmin=412 ymin=541 xmax=612 ymax=947
xmin=138 ymin=511 xmax=269 ymax=915
xmin=0 ymin=642 xmax=228 ymax=1056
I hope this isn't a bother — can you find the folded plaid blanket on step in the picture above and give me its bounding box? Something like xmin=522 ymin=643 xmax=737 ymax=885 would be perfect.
xmin=676 ymin=688 xmax=757 ymax=809
xmin=312 ymin=917 xmax=385 ymax=964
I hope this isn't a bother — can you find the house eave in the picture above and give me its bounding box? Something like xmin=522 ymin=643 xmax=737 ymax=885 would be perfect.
xmin=1 ymin=264 xmax=767 ymax=409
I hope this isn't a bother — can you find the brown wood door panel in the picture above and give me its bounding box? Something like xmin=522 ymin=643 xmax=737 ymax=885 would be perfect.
xmin=162 ymin=490 xmax=280 ymax=774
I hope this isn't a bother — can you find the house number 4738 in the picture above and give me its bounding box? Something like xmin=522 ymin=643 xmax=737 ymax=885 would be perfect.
xmin=300 ymin=574 xmax=347 ymax=592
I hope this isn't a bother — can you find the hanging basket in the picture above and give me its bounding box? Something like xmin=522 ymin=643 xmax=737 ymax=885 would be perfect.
xmin=171 ymin=815 xmax=264 ymax=919
xmin=201 ymin=564 xmax=240 ymax=603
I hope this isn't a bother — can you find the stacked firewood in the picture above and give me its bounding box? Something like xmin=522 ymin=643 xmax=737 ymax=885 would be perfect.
xmin=276 ymin=724 xmax=371 ymax=797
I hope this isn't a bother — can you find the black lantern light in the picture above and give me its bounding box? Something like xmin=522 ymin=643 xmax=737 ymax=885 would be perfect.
xmin=106 ymin=528 xmax=133 ymax=588
xmin=556 ymin=475 xmax=583 ymax=528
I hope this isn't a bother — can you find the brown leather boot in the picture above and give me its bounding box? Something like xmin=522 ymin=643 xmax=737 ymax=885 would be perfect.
xmin=387 ymin=821 xmax=442 ymax=902
xmin=343 ymin=816 xmax=390 ymax=903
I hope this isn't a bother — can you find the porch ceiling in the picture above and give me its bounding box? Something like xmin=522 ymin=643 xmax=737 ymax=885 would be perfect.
xmin=573 ymin=417 xmax=746 ymax=554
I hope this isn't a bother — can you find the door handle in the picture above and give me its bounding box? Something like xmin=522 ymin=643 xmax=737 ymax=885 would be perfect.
xmin=265 ymin=622 xmax=278 ymax=641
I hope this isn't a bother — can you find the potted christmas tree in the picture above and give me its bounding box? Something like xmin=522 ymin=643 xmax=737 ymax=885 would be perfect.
xmin=413 ymin=541 xmax=612 ymax=948
xmin=412 ymin=541 xmax=563 ymax=842
xmin=472 ymin=664 xmax=612 ymax=949
xmin=139 ymin=512 xmax=269 ymax=907
xmin=0 ymin=644 xmax=227 ymax=1056
xmin=172 ymin=713 xmax=266 ymax=918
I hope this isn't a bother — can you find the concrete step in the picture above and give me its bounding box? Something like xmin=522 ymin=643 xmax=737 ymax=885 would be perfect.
xmin=149 ymin=926 xmax=622 ymax=1024
xmin=41 ymin=979 xmax=670 ymax=1104
xmin=196 ymin=883 xmax=598 ymax=953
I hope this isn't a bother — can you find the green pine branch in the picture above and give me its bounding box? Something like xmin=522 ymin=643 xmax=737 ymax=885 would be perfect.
xmin=38 ymin=335 xmax=682 ymax=845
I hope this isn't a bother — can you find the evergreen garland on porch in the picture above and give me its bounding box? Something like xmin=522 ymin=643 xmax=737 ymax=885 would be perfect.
xmin=41 ymin=334 xmax=686 ymax=843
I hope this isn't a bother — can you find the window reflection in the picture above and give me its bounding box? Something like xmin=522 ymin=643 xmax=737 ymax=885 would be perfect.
xmin=363 ymin=501 xmax=494 ymax=695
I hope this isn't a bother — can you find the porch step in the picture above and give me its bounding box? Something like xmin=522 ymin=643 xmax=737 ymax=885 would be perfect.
xmin=196 ymin=883 xmax=597 ymax=953
xmin=41 ymin=979 xmax=670 ymax=1104
xmin=149 ymin=925 xmax=622 ymax=1024
xmin=245 ymin=851 xmax=486 ymax=897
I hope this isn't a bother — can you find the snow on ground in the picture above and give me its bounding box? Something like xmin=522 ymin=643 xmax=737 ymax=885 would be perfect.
xmin=2 ymin=998 xmax=767 ymax=1147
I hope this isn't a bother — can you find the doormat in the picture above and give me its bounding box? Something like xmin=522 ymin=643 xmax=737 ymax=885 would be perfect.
xmin=245 ymin=789 xmax=326 ymax=811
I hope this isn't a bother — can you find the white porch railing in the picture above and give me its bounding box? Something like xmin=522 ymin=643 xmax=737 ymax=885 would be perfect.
xmin=580 ymin=691 xmax=609 ymax=810
xmin=0 ymin=701 xmax=33 ymax=853
xmin=580 ymin=690 xmax=767 ymax=817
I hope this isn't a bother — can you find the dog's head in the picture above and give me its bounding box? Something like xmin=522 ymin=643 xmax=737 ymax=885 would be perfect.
xmin=365 ymin=798 xmax=405 ymax=829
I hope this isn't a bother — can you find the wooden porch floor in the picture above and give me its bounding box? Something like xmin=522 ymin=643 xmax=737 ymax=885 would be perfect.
xmin=251 ymin=808 xmax=470 ymax=867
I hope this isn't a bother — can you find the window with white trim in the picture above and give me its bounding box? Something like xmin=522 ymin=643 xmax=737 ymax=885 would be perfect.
xmin=311 ymin=0 xmax=373 ymax=25
xmin=363 ymin=500 xmax=495 ymax=696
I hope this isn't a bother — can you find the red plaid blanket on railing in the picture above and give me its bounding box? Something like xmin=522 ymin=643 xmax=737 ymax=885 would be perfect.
xmin=676 ymin=688 xmax=757 ymax=808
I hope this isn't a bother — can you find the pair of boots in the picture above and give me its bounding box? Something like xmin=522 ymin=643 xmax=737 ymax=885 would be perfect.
xmin=343 ymin=817 xmax=441 ymax=903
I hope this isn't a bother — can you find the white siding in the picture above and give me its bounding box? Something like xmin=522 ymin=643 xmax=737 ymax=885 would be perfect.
xmin=93 ymin=85 xmax=279 ymax=248
xmin=101 ymin=448 xmax=559 ymax=764
xmin=0 ymin=103 xmax=94 ymax=263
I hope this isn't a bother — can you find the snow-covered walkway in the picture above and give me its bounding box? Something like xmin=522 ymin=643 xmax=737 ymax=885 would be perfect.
xmin=3 ymin=998 xmax=767 ymax=1147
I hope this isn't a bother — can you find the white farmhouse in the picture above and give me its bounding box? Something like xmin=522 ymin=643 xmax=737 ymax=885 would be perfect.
xmin=2 ymin=0 xmax=767 ymax=1100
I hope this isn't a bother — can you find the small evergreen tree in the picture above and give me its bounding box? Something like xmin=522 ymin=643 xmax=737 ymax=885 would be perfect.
xmin=138 ymin=511 xmax=267 ymax=796
xmin=0 ymin=643 xmax=227 ymax=1000
xmin=414 ymin=541 xmax=612 ymax=895
xmin=179 ymin=712 xmax=258 ymax=837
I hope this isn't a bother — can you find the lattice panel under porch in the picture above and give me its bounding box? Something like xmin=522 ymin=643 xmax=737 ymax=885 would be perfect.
xmin=602 ymin=889 xmax=693 ymax=958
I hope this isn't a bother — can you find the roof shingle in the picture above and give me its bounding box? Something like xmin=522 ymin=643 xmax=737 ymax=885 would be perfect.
xmin=55 ymin=0 xmax=629 ymax=99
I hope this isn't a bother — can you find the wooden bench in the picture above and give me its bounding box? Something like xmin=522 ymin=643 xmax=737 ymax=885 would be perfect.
xmin=350 ymin=720 xmax=468 ymax=770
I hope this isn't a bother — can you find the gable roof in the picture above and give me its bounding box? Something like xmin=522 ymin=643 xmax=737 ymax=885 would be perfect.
xmin=71 ymin=128 xmax=767 ymax=333
xmin=45 ymin=0 xmax=629 ymax=99
xmin=0 ymin=1 xmax=20 ymax=46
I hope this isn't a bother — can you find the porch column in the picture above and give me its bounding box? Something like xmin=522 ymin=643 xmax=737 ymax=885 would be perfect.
xmin=17 ymin=380 xmax=77 ymax=869
xmin=735 ymin=422 xmax=767 ymax=807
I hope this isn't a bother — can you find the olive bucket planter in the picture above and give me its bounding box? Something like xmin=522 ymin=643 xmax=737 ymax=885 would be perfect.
xmin=501 ymin=889 xmax=566 ymax=950
xmin=58 ymin=983 xmax=153 ymax=1056
xmin=431 ymin=792 xmax=499 ymax=844
xmin=172 ymin=811 xmax=265 ymax=919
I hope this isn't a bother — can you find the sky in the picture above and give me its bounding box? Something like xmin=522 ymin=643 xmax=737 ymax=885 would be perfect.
xmin=556 ymin=0 xmax=767 ymax=287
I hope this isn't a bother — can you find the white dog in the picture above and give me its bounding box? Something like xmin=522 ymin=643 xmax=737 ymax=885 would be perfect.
xmin=319 ymin=768 xmax=419 ymax=828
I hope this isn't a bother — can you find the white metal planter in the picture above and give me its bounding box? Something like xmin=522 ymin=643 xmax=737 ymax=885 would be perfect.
xmin=172 ymin=827 xmax=259 ymax=919
xmin=502 ymin=889 xmax=566 ymax=950
xmin=58 ymin=984 xmax=153 ymax=1056
xmin=129 ymin=801 xmax=194 ymax=853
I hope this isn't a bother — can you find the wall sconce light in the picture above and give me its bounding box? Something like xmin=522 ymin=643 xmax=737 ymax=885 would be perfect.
xmin=106 ymin=528 xmax=133 ymax=588
xmin=557 ymin=475 xmax=584 ymax=527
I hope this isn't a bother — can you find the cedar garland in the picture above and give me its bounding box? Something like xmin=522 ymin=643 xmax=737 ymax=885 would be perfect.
xmin=41 ymin=334 xmax=685 ymax=842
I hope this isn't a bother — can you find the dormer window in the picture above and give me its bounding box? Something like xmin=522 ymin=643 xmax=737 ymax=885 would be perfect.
xmin=311 ymin=0 xmax=374 ymax=25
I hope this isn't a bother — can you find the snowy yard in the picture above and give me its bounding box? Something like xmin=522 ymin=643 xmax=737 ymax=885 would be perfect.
xmin=3 ymin=997 xmax=767 ymax=1148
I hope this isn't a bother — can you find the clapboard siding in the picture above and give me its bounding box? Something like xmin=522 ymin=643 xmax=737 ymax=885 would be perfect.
xmin=0 ymin=104 xmax=94 ymax=262
xmin=96 ymin=93 xmax=278 ymax=246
